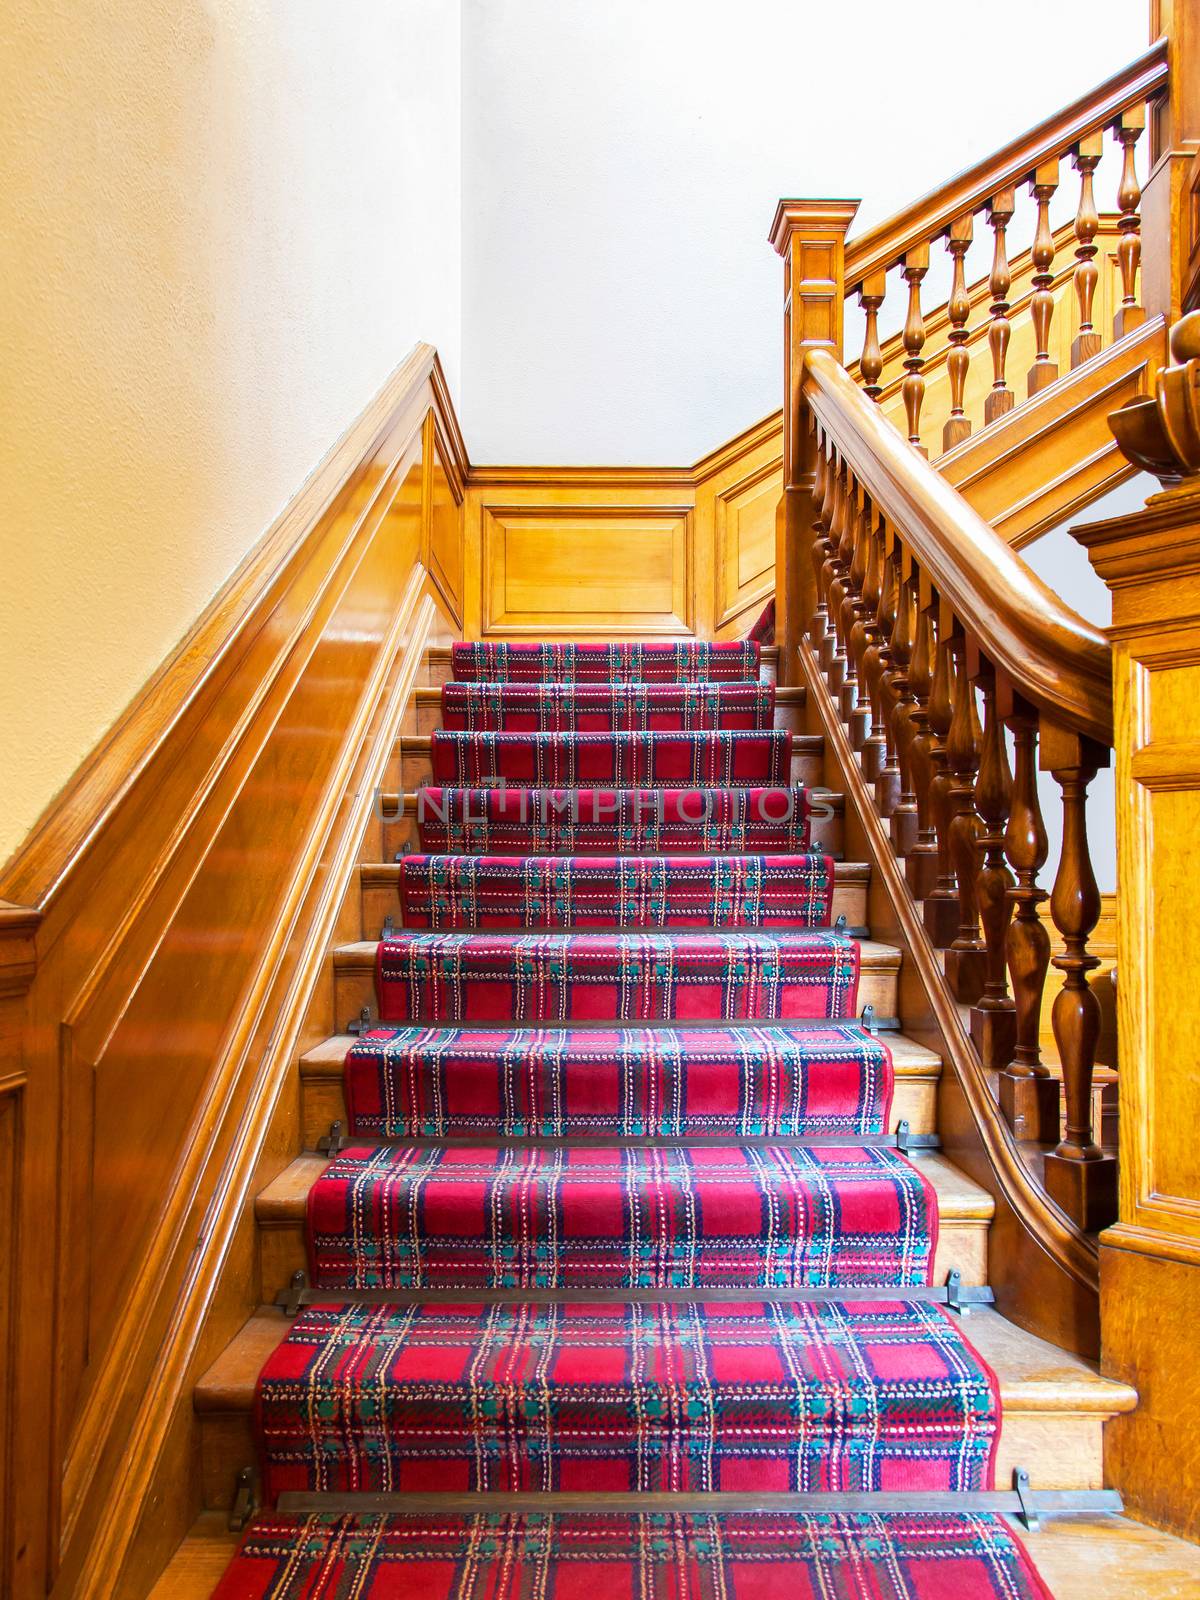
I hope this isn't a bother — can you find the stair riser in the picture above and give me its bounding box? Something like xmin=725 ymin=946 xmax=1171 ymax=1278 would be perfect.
xmin=257 ymin=1211 xmax=985 ymax=1294
xmin=332 ymin=956 xmax=895 ymax=1034
xmin=384 ymin=804 xmax=845 ymax=865
xmin=399 ymin=747 xmax=827 ymax=793
xmin=415 ymin=702 xmax=804 ymax=739
xmin=359 ymin=873 xmax=868 ymax=942
xmin=298 ymin=1069 xmax=939 ymax=1147
xmin=194 ymin=1403 xmax=1111 ymax=1513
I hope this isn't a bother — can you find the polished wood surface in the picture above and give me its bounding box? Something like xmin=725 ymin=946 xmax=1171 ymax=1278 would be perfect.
xmin=843 ymin=43 xmax=1168 ymax=290
xmin=0 ymin=345 xmax=463 ymax=1599
xmin=1076 ymin=325 xmax=1200 ymax=1529
xmin=463 ymin=412 xmax=781 ymax=645
xmin=802 ymin=350 xmax=1113 ymax=742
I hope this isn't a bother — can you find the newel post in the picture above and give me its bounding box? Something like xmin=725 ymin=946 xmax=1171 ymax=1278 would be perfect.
xmin=770 ymin=199 xmax=859 ymax=684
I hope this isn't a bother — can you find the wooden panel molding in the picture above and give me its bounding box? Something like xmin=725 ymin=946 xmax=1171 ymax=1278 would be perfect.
xmin=0 ymin=344 xmax=464 ymax=1599
xmin=463 ymin=412 xmax=783 ymax=643
xmin=480 ymin=503 xmax=694 ymax=638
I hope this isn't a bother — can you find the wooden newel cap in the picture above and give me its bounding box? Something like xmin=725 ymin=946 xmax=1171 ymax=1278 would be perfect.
xmin=769 ymin=198 xmax=860 ymax=256
xmin=1108 ymin=310 xmax=1200 ymax=493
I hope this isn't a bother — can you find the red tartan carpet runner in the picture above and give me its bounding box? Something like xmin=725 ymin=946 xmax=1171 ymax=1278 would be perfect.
xmin=215 ymin=1511 xmax=1052 ymax=1600
xmin=213 ymin=635 xmax=1054 ymax=1598
xmin=428 ymin=728 xmax=793 ymax=785
xmin=398 ymin=852 xmax=835 ymax=928
xmin=305 ymin=1143 xmax=937 ymax=1288
xmin=343 ymin=1023 xmax=893 ymax=1138
xmin=416 ymin=784 xmax=813 ymax=853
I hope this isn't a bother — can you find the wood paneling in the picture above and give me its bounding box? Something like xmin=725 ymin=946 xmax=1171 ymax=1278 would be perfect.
xmin=481 ymin=504 xmax=694 ymax=637
xmin=464 ymin=413 xmax=782 ymax=643
xmin=1076 ymin=477 xmax=1200 ymax=1536
xmin=0 ymin=344 xmax=464 ymax=1599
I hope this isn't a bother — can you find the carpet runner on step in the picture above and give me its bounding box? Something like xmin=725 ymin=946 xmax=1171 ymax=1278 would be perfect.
xmin=343 ymin=1023 xmax=894 ymax=1139
xmin=397 ymin=853 xmax=835 ymax=929
xmin=440 ymin=681 xmax=775 ymax=732
xmin=215 ymin=1511 xmax=1053 ymax=1600
xmin=415 ymin=785 xmax=813 ymax=853
xmin=450 ymin=639 xmax=762 ymax=681
xmin=208 ymin=633 xmax=1054 ymax=1600
xmin=373 ymin=929 xmax=859 ymax=1023
xmin=428 ymin=729 xmax=793 ymax=785
xmin=305 ymin=1143 xmax=937 ymax=1289
xmin=255 ymin=1300 xmax=999 ymax=1497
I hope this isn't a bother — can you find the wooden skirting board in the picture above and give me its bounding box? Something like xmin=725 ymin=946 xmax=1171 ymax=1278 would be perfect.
xmin=0 ymin=344 xmax=467 ymax=1600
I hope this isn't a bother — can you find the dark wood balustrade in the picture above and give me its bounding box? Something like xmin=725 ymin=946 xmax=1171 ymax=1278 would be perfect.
xmin=797 ymin=348 xmax=1117 ymax=1232
xmin=840 ymin=46 xmax=1163 ymax=452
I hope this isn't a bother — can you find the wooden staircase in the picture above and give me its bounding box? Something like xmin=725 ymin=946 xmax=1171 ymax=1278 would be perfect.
xmin=148 ymin=639 xmax=1200 ymax=1596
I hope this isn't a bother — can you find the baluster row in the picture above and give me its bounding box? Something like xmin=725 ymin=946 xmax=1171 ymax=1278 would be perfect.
xmin=849 ymin=105 xmax=1149 ymax=452
xmin=804 ymin=428 xmax=1117 ymax=1230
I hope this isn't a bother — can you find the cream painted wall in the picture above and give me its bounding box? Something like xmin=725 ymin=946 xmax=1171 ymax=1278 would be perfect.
xmin=461 ymin=0 xmax=1148 ymax=464
xmin=0 ymin=0 xmax=461 ymax=867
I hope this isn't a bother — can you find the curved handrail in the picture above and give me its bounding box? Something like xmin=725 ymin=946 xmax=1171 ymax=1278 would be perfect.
xmin=843 ymin=39 xmax=1168 ymax=291
xmin=802 ymin=347 xmax=1113 ymax=742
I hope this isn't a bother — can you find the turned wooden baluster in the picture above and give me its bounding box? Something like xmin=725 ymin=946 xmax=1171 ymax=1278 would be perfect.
xmin=858 ymin=507 xmax=888 ymax=784
xmin=842 ymin=485 xmax=873 ymax=747
xmin=968 ymin=659 xmax=1016 ymax=1068
xmin=1027 ymin=160 xmax=1060 ymax=395
xmin=859 ymin=272 xmax=888 ymax=400
xmin=943 ymin=631 xmax=987 ymax=1003
xmin=901 ymin=245 xmax=930 ymax=450
xmin=808 ymin=440 xmax=831 ymax=650
xmin=1042 ymin=725 xmax=1117 ymax=1231
xmin=997 ymin=699 xmax=1058 ymax=1142
xmin=874 ymin=545 xmax=902 ymax=817
xmin=904 ymin=582 xmax=939 ymax=900
xmin=888 ymin=568 xmax=920 ymax=859
xmin=923 ymin=606 xmax=961 ymax=947
xmin=943 ymin=215 xmax=974 ymax=451
xmin=1113 ymin=106 xmax=1146 ymax=338
xmin=819 ymin=451 xmax=846 ymax=679
xmin=824 ymin=459 xmax=852 ymax=697
xmin=984 ymin=188 xmax=1017 ymax=424
xmin=814 ymin=436 xmax=840 ymax=666
xmin=1070 ymin=134 xmax=1105 ymax=367
xmin=837 ymin=475 xmax=866 ymax=727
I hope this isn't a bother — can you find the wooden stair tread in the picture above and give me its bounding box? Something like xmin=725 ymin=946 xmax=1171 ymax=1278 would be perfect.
xmin=331 ymin=935 xmax=900 ymax=968
xmin=395 ymin=735 xmax=829 ymax=757
xmin=148 ymin=1509 xmax=1200 ymax=1600
xmin=412 ymin=685 xmax=806 ymax=704
xmin=386 ymin=787 xmax=844 ymax=817
xmin=193 ymin=1306 xmax=1137 ymax=1419
xmin=299 ymin=1030 xmax=944 ymax=1078
xmin=428 ymin=644 xmax=782 ymax=668
xmin=361 ymin=858 xmax=872 ymax=881
xmin=255 ymin=1148 xmax=992 ymax=1224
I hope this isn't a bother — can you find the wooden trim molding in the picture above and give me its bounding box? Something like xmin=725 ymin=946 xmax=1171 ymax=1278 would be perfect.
xmin=0 ymin=345 xmax=464 ymax=1599
xmin=463 ymin=422 xmax=782 ymax=642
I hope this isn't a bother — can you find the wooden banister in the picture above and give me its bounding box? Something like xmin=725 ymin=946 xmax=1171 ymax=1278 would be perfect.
xmin=797 ymin=342 xmax=1117 ymax=1231
xmin=843 ymin=41 xmax=1168 ymax=291
xmin=802 ymin=349 xmax=1112 ymax=743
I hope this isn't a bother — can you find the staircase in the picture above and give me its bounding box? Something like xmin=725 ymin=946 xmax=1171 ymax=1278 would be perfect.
xmin=162 ymin=637 xmax=1144 ymax=1598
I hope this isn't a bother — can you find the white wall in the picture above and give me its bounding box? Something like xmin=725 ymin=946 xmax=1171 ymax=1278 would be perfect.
xmin=462 ymin=0 xmax=1148 ymax=464
xmin=0 ymin=0 xmax=461 ymax=866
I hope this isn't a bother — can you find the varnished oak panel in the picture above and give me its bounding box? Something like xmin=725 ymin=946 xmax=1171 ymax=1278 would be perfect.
xmin=0 ymin=344 xmax=463 ymax=1600
xmin=482 ymin=503 xmax=695 ymax=638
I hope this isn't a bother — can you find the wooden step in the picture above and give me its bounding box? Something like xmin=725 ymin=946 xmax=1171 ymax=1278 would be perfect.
xmin=298 ymin=1028 xmax=942 ymax=1146
xmin=147 ymin=1506 xmax=1200 ymax=1600
xmin=398 ymin=733 xmax=828 ymax=792
xmin=410 ymin=684 xmax=806 ymax=737
xmin=423 ymin=644 xmax=782 ymax=690
xmin=359 ymin=858 xmax=871 ymax=942
xmin=253 ymin=1149 xmax=990 ymax=1296
xmin=330 ymin=935 xmax=901 ymax=1034
xmin=191 ymin=1305 xmax=1137 ymax=1513
xmin=384 ymin=780 xmax=845 ymax=857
